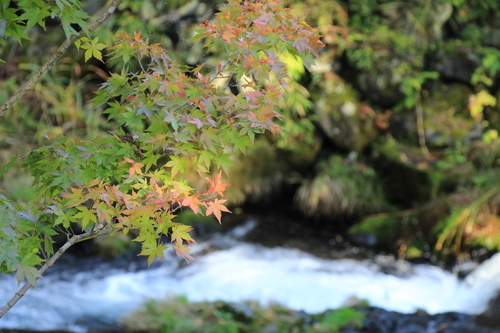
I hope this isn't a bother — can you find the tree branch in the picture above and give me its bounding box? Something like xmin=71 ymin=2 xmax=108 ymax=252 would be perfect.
xmin=0 ymin=225 xmax=112 ymax=319
xmin=0 ymin=0 xmax=121 ymax=117
xmin=169 ymin=59 xmax=233 ymax=113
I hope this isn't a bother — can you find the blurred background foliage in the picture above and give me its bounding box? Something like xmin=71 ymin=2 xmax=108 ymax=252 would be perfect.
xmin=2 ymin=0 xmax=500 ymax=262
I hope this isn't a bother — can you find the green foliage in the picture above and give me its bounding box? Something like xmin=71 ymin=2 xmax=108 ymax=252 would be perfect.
xmin=0 ymin=0 xmax=89 ymax=48
xmin=123 ymin=296 xmax=240 ymax=333
xmin=308 ymin=307 xmax=365 ymax=333
xmin=434 ymin=171 xmax=500 ymax=254
xmin=435 ymin=142 xmax=471 ymax=172
xmin=75 ymin=36 xmax=107 ymax=62
xmin=399 ymin=71 xmax=439 ymax=110
xmin=0 ymin=194 xmax=57 ymax=279
xmin=0 ymin=0 xmax=323 ymax=294
xmin=341 ymin=0 xmax=379 ymax=32
xmin=450 ymin=0 xmax=500 ymax=26
xmin=0 ymin=59 xmax=109 ymax=143
xmin=350 ymin=215 xmax=400 ymax=246
xmin=472 ymin=48 xmax=500 ymax=87
xmin=121 ymin=296 xmax=366 ymax=333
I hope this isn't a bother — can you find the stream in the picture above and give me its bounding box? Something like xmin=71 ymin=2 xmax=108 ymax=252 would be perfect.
xmin=1 ymin=219 xmax=500 ymax=332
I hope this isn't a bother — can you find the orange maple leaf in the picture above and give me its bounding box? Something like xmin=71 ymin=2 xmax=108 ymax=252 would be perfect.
xmin=124 ymin=157 xmax=144 ymax=177
xmin=206 ymin=171 xmax=229 ymax=196
xmin=181 ymin=196 xmax=204 ymax=214
xmin=206 ymin=199 xmax=231 ymax=224
xmin=222 ymin=30 xmax=237 ymax=43
xmin=174 ymin=243 xmax=195 ymax=263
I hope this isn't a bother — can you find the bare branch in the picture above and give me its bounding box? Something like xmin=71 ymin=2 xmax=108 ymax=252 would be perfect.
xmin=0 ymin=0 xmax=121 ymax=117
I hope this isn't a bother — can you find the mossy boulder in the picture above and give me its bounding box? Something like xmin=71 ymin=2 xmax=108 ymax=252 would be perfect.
xmin=221 ymin=139 xmax=290 ymax=206
xmin=313 ymin=72 xmax=377 ymax=152
xmin=389 ymin=83 xmax=479 ymax=147
xmin=294 ymin=154 xmax=388 ymax=219
xmin=349 ymin=215 xmax=401 ymax=247
xmin=429 ymin=45 xmax=481 ymax=83
xmin=373 ymin=140 xmax=438 ymax=206
xmin=422 ymin=83 xmax=480 ymax=147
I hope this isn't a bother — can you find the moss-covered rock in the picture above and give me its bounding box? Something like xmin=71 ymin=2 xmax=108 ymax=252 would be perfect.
xmin=222 ymin=139 xmax=290 ymax=206
xmin=422 ymin=83 xmax=480 ymax=147
xmin=349 ymin=215 xmax=401 ymax=247
xmin=373 ymin=140 xmax=438 ymax=206
xmin=313 ymin=72 xmax=377 ymax=152
xmin=429 ymin=44 xmax=481 ymax=83
xmin=294 ymin=154 xmax=388 ymax=219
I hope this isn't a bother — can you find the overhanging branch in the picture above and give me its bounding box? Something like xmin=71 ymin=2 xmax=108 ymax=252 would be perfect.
xmin=0 ymin=224 xmax=112 ymax=318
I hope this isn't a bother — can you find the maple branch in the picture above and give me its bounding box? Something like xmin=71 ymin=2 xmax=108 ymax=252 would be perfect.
xmin=0 ymin=224 xmax=111 ymax=319
xmin=209 ymin=59 xmax=232 ymax=85
xmin=0 ymin=0 xmax=121 ymax=117
xmin=169 ymin=59 xmax=233 ymax=114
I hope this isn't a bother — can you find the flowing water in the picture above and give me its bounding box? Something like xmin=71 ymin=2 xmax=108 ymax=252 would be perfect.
xmin=1 ymin=220 xmax=500 ymax=332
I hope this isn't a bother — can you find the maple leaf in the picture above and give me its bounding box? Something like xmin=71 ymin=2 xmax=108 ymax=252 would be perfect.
xmin=222 ymin=29 xmax=237 ymax=43
xmin=206 ymin=171 xmax=229 ymax=196
xmin=171 ymin=224 xmax=194 ymax=245
xmin=95 ymin=202 xmax=112 ymax=223
xmin=181 ymin=196 xmax=204 ymax=214
xmin=124 ymin=157 xmax=144 ymax=177
xmin=75 ymin=37 xmax=107 ymax=62
xmin=74 ymin=206 xmax=97 ymax=230
xmin=61 ymin=187 xmax=85 ymax=207
xmin=206 ymin=199 xmax=231 ymax=224
xmin=139 ymin=243 xmax=168 ymax=267
xmin=174 ymin=243 xmax=195 ymax=263
xmin=99 ymin=191 xmax=112 ymax=206
xmin=187 ymin=117 xmax=205 ymax=129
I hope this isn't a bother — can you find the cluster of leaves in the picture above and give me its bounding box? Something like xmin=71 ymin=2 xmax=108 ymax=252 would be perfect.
xmin=0 ymin=0 xmax=89 ymax=52
xmin=0 ymin=0 xmax=323 ymax=285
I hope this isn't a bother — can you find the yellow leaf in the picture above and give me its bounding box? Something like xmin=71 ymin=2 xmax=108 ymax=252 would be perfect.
xmin=469 ymin=90 xmax=496 ymax=119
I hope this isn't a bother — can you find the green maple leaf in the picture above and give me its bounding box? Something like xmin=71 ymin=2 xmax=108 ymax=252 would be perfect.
xmin=139 ymin=242 xmax=168 ymax=266
xmin=233 ymin=135 xmax=252 ymax=154
xmin=18 ymin=6 xmax=51 ymax=30
xmin=15 ymin=259 xmax=43 ymax=289
xmin=171 ymin=224 xmax=193 ymax=245
xmin=166 ymin=156 xmax=184 ymax=176
xmin=73 ymin=206 xmax=96 ymax=230
xmin=75 ymin=37 xmax=107 ymax=62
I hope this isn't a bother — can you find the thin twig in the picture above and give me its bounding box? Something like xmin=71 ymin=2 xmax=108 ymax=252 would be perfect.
xmin=0 ymin=224 xmax=111 ymax=318
xmin=0 ymin=0 xmax=121 ymax=117
xmin=169 ymin=59 xmax=233 ymax=113
xmin=415 ymin=91 xmax=429 ymax=156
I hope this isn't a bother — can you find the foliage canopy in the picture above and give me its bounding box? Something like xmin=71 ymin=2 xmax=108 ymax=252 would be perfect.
xmin=0 ymin=0 xmax=322 ymax=316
